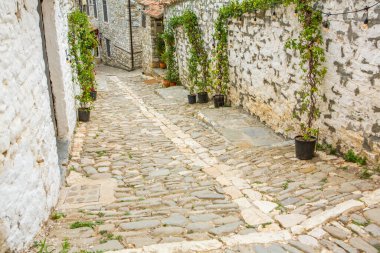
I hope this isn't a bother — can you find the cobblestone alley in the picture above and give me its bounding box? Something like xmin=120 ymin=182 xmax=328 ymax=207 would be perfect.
xmin=33 ymin=66 xmax=380 ymax=253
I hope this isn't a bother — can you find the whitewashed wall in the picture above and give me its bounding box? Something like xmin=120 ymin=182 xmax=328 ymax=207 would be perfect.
xmin=0 ymin=0 xmax=75 ymax=251
xmin=165 ymin=1 xmax=380 ymax=162
xmin=43 ymin=0 xmax=77 ymax=146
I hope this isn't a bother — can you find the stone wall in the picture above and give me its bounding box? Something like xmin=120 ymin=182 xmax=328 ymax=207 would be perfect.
xmin=0 ymin=0 xmax=75 ymax=251
xmin=89 ymin=0 xmax=142 ymax=70
xmin=165 ymin=1 xmax=380 ymax=161
xmin=141 ymin=16 xmax=164 ymax=75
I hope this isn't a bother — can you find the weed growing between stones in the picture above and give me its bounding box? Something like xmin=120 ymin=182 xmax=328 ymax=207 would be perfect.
xmin=359 ymin=168 xmax=373 ymax=179
xmin=99 ymin=233 xmax=122 ymax=244
xmin=316 ymin=142 xmax=337 ymax=155
xmin=60 ymin=239 xmax=71 ymax=253
xmin=344 ymin=149 xmax=367 ymax=165
xmin=51 ymin=212 xmax=66 ymax=220
xmin=70 ymin=221 xmax=103 ymax=229
xmin=33 ymin=239 xmax=70 ymax=253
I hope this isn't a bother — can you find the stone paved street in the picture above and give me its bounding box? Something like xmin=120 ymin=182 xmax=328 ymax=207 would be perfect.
xmin=33 ymin=66 xmax=380 ymax=253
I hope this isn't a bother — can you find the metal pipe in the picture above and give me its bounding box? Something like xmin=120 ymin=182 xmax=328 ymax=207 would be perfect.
xmin=128 ymin=0 xmax=134 ymax=70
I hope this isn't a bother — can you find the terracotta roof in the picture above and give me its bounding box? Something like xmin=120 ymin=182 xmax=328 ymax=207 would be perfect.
xmin=159 ymin=0 xmax=183 ymax=6
xmin=137 ymin=0 xmax=164 ymax=18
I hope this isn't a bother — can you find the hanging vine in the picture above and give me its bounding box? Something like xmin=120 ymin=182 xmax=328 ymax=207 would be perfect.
xmin=68 ymin=10 xmax=98 ymax=109
xmin=212 ymin=0 xmax=326 ymax=140
xmin=163 ymin=10 xmax=209 ymax=94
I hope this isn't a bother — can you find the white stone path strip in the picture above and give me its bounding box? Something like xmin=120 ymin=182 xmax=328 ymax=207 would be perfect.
xmin=112 ymin=77 xmax=380 ymax=250
xmin=106 ymin=231 xmax=291 ymax=253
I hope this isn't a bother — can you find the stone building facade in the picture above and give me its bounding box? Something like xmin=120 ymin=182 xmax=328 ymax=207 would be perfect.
xmin=138 ymin=0 xmax=164 ymax=75
xmin=82 ymin=0 xmax=142 ymax=70
xmin=0 ymin=0 xmax=76 ymax=251
xmin=164 ymin=1 xmax=380 ymax=162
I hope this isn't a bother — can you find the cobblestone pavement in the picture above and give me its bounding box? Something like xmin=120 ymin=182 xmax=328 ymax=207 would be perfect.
xmin=32 ymin=65 xmax=380 ymax=253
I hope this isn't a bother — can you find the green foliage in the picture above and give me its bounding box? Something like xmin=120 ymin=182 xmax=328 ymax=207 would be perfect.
xmin=68 ymin=10 xmax=98 ymax=109
xmin=344 ymin=149 xmax=367 ymax=165
xmin=51 ymin=211 xmax=66 ymax=220
xmin=212 ymin=0 xmax=326 ymax=137
xmin=285 ymin=0 xmax=326 ymax=140
xmin=70 ymin=221 xmax=103 ymax=229
xmin=34 ymin=240 xmax=53 ymax=253
xmin=212 ymin=0 xmax=283 ymax=96
xmin=163 ymin=10 xmax=209 ymax=93
xmin=99 ymin=233 xmax=123 ymax=244
xmin=155 ymin=35 xmax=166 ymax=63
xmin=359 ymin=168 xmax=372 ymax=179
xmin=316 ymin=142 xmax=337 ymax=155
xmin=60 ymin=239 xmax=71 ymax=253
xmin=161 ymin=30 xmax=179 ymax=83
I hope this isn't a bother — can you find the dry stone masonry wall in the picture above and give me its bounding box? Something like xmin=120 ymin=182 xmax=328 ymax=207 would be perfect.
xmin=165 ymin=0 xmax=380 ymax=162
xmin=90 ymin=0 xmax=142 ymax=70
xmin=0 ymin=0 xmax=75 ymax=251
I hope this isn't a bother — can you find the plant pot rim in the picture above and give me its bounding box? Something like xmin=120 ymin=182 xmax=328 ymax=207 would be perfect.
xmin=188 ymin=94 xmax=196 ymax=96
xmin=295 ymin=135 xmax=317 ymax=142
xmin=198 ymin=91 xmax=208 ymax=94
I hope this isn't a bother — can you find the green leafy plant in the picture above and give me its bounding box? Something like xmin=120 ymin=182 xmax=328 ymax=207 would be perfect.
xmin=285 ymin=0 xmax=326 ymax=141
xmin=359 ymin=168 xmax=372 ymax=179
xmin=51 ymin=212 xmax=66 ymax=220
xmin=344 ymin=149 xmax=367 ymax=165
xmin=161 ymin=30 xmax=179 ymax=83
xmin=68 ymin=10 xmax=98 ymax=108
xmin=60 ymin=239 xmax=71 ymax=253
xmin=99 ymin=233 xmax=123 ymax=244
xmin=70 ymin=221 xmax=103 ymax=229
xmin=33 ymin=240 xmax=53 ymax=253
xmin=316 ymin=142 xmax=337 ymax=155
xmin=163 ymin=10 xmax=209 ymax=93
xmin=156 ymin=34 xmax=166 ymax=63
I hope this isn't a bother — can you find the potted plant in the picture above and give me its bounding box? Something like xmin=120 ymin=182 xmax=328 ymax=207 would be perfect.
xmin=156 ymin=34 xmax=167 ymax=69
xmin=68 ymin=10 xmax=98 ymax=122
xmin=212 ymin=71 xmax=227 ymax=108
xmin=76 ymin=88 xmax=93 ymax=122
xmin=188 ymin=83 xmax=196 ymax=104
xmin=286 ymin=4 xmax=327 ymax=160
xmin=162 ymin=79 xmax=171 ymax=88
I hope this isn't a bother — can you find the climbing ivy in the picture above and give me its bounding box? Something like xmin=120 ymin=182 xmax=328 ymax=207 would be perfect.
xmin=68 ymin=10 xmax=98 ymax=109
xmin=161 ymin=27 xmax=179 ymax=84
xmin=212 ymin=0 xmax=326 ymax=140
xmin=163 ymin=10 xmax=209 ymax=94
xmin=285 ymin=0 xmax=327 ymax=140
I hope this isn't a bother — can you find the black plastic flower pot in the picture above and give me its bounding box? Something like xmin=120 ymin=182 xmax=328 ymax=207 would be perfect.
xmin=78 ymin=108 xmax=90 ymax=122
xmin=214 ymin=94 xmax=225 ymax=108
xmin=188 ymin=94 xmax=196 ymax=104
xmin=197 ymin=92 xmax=209 ymax=103
xmin=295 ymin=136 xmax=317 ymax=160
xmin=90 ymin=90 xmax=97 ymax=101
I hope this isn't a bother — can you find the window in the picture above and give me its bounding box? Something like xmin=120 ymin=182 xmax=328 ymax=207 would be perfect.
xmin=102 ymin=0 xmax=108 ymax=22
xmin=141 ymin=12 xmax=146 ymax=28
xmin=93 ymin=0 xmax=98 ymax=18
xmin=105 ymin=38 xmax=111 ymax=57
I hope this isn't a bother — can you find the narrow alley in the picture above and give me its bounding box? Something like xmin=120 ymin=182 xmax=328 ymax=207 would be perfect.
xmin=33 ymin=65 xmax=380 ymax=253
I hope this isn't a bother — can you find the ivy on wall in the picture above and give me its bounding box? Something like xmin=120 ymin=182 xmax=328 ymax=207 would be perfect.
xmin=68 ymin=10 xmax=98 ymax=109
xmin=163 ymin=10 xmax=209 ymax=94
xmin=212 ymin=0 xmax=326 ymax=139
